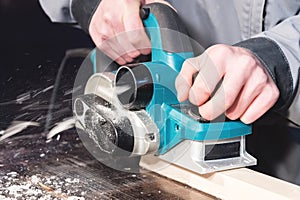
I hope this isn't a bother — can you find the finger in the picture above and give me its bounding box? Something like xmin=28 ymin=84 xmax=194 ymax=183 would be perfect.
xmin=188 ymin=53 xmax=224 ymax=106
xmin=240 ymin=84 xmax=279 ymax=124
xmin=100 ymin=42 xmax=127 ymax=65
xmin=198 ymin=68 xmax=247 ymax=120
xmin=93 ymin=6 xmax=139 ymax=61
xmin=175 ymin=57 xmax=201 ymax=102
xmin=123 ymin=2 xmax=151 ymax=55
xmin=113 ymin=28 xmax=141 ymax=59
xmin=105 ymin=36 xmax=134 ymax=63
xmin=226 ymin=67 xmax=268 ymax=120
xmin=91 ymin=22 xmax=127 ymax=65
xmin=95 ymin=19 xmax=133 ymax=63
xmin=108 ymin=15 xmax=140 ymax=59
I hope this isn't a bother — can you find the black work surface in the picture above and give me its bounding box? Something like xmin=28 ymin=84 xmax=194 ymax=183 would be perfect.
xmin=0 ymin=129 xmax=216 ymax=200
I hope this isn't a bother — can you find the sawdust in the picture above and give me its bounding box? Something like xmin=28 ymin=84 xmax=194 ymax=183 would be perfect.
xmin=95 ymin=102 xmax=128 ymax=125
xmin=0 ymin=171 xmax=85 ymax=200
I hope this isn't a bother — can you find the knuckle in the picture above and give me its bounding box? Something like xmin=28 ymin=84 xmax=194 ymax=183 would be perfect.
xmin=207 ymin=44 xmax=229 ymax=54
xmin=125 ymin=13 xmax=142 ymax=29
xmin=188 ymin=89 xmax=198 ymax=103
xmin=216 ymin=44 xmax=233 ymax=56
xmin=175 ymin=78 xmax=181 ymax=90
xmin=183 ymin=58 xmax=198 ymax=72
xmin=102 ymin=12 xmax=113 ymax=23
xmin=183 ymin=59 xmax=191 ymax=68
xmin=261 ymin=85 xmax=280 ymax=106
xmin=189 ymin=90 xmax=203 ymax=105
xmin=97 ymin=37 xmax=111 ymax=50
xmin=199 ymin=110 xmax=213 ymax=121
xmin=271 ymin=86 xmax=280 ymax=100
xmin=224 ymin=89 xmax=236 ymax=108
xmin=255 ymin=74 xmax=268 ymax=90
xmin=90 ymin=34 xmax=103 ymax=48
xmin=175 ymin=74 xmax=185 ymax=86
xmin=237 ymin=56 xmax=256 ymax=73
xmin=193 ymin=81 xmax=211 ymax=97
xmin=241 ymin=55 xmax=256 ymax=67
xmin=256 ymin=65 xmax=268 ymax=78
xmin=109 ymin=15 xmax=123 ymax=28
xmin=97 ymin=35 xmax=108 ymax=46
xmin=99 ymin=34 xmax=108 ymax=41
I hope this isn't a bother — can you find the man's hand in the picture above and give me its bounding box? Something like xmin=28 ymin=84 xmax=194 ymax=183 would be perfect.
xmin=175 ymin=44 xmax=280 ymax=124
xmin=89 ymin=0 xmax=168 ymax=65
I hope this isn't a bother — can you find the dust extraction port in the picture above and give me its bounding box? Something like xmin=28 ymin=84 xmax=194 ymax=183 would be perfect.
xmin=115 ymin=64 xmax=153 ymax=110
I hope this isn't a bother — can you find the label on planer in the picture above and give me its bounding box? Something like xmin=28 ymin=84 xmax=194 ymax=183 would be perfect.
xmin=204 ymin=142 xmax=240 ymax=161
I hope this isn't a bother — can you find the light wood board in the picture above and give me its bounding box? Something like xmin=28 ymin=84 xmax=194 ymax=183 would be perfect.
xmin=140 ymin=155 xmax=300 ymax=200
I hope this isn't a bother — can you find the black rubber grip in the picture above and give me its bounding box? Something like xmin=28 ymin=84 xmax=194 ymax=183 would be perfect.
xmin=142 ymin=3 xmax=193 ymax=53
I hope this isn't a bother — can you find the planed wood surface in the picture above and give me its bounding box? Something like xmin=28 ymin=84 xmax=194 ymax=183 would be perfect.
xmin=140 ymin=155 xmax=300 ymax=200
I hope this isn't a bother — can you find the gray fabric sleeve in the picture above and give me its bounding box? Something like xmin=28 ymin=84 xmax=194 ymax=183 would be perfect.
xmin=71 ymin=0 xmax=102 ymax=33
xmin=235 ymin=15 xmax=300 ymax=125
xmin=39 ymin=0 xmax=101 ymax=33
xmin=39 ymin=0 xmax=76 ymax=23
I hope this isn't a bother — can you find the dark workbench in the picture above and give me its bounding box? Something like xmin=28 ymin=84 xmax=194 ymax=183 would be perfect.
xmin=0 ymin=1 xmax=216 ymax=199
xmin=0 ymin=126 xmax=216 ymax=199
xmin=0 ymin=0 xmax=299 ymax=199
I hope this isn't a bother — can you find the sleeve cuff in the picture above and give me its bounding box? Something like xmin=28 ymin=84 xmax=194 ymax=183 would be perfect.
xmin=71 ymin=0 xmax=101 ymax=33
xmin=234 ymin=37 xmax=294 ymax=111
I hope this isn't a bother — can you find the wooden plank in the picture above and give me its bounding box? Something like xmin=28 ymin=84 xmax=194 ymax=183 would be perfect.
xmin=140 ymin=155 xmax=300 ymax=200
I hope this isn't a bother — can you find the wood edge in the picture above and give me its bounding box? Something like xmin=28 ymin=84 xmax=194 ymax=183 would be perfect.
xmin=140 ymin=155 xmax=300 ymax=200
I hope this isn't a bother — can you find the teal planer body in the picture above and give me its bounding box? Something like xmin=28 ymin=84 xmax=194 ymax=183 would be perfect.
xmin=74 ymin=3 xmax=256 ymax=174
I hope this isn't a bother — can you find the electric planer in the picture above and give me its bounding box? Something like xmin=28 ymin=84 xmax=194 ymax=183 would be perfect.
xmin=73 ymin=3 xmax=256 ymax=174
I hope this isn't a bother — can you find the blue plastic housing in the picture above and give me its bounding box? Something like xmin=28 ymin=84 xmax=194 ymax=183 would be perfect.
xmin=142 ymin=13 xmax=251 ymax=154
xmin=90 ymin=12 xmax=252 ymax=155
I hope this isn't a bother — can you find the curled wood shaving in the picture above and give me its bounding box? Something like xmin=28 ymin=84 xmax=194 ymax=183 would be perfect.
xmin=0 ymin=121 xmax=40 ymax=142
xmin=46 ymin=117 xmax=75 ymax=140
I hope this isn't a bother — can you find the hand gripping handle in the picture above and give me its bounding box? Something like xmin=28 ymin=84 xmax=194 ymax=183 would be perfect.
xmin=92 ymin=3 xmax=193 ymax=73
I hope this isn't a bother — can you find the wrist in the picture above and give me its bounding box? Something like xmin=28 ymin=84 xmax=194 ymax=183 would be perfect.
xmin=71 ymin=0 xmax=102 ymax=33
xmin=234 ymin=37 xmax=293 ymax=111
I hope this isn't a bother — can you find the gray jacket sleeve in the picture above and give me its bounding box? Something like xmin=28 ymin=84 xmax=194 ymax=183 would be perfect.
xmin=39 ymin=0 xmax=76 ymax=23
xmin=234 ymin=15 xmax=300 ymax=125
xmin=39 ymin=0 xmax=101 ymax=33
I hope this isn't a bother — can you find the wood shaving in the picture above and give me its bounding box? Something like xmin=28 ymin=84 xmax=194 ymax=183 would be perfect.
xmin=46 ymin=118 xmax=75 ymax=140
xmin=0 ymin=121 xmax=40 ymax=142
